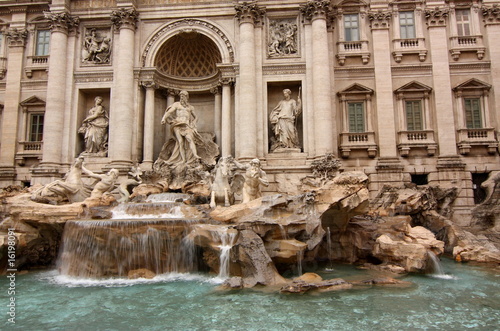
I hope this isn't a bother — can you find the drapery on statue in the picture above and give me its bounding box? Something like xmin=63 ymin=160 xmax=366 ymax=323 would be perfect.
xmin=269 ymin=88 xmax=302 ymax=152
xmin=241 ymin=158 xmax=269 ymax=203
xmin=161 ymin=90 xmax=203 ymax=165
xmin=78 ymin=96 xmax=109 ymax=156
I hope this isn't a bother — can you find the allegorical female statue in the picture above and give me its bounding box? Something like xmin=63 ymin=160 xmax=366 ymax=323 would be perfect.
xmin=269 ymin=88 xmax=302 ymax=152
xmin=78 ymin=96 xmax=109 ymax=156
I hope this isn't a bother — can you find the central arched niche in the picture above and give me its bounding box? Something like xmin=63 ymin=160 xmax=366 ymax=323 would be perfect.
xmin=155 ymin=32 xmax=222 ymax=79
xmin=152 ymin=31 xmax=223 ymax=157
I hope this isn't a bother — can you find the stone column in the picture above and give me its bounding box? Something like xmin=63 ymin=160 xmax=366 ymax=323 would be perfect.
xmin=221 ymin=78 xmax=234 ymax=157
xmin=141 ymin=81 xmax=157 ymax=170
xmin=234 ymin=2 xmax=265 ymax=160
xmin=0 ymin=28 xmax=27 ymax=182
xmin=300 ymin=1 xmax=334 ymax=156
xmin=425 ymin=8 xmax=458 ymax=156
xmin=110 ymin=8 xmax=138 ymax=170
xmin=211 ymin=85 xmax=222 ymax=147
xmin=38 ymin=12 xmax=79 ymax=170
xmin=483 ymin=6 xmax=500 ymax=143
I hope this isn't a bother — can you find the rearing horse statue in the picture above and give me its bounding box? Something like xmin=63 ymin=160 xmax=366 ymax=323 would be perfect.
xmin=209 ymin=156 xmax=243 ymax=208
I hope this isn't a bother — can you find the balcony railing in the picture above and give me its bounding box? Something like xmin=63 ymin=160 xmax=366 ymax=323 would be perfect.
xmin=25 ymin=56 xmax=49 ymax=78
xmin=336 ymin=40 xmax=370 ymax=65
xmin=339 ymin=132 xmax=377 ymax=158
xmin=392 ymin=38 xmax=427 ymax=62
xmin=457 ymin=128 xmax=498 ymax=154
xmin=397 ymin=130 xmax=437 ymax=156
xmin=16 ymin=141 xmax=43 ymax=165
xmin=449 ymin=35 xmax=485 ymax=60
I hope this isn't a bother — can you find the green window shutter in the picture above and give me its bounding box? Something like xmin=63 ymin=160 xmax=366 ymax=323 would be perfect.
xmin=30 ymin=114 xmax=44 ymax=142
xmin=348 ymin=102 xmax=364 ymax=133
xmin=406 ymin=100 xmax=423 ymax=131
xmin=465 ymin=98 xmax=481 ymax=129
xmin=36 ymin=30 xmax=50 ymax=56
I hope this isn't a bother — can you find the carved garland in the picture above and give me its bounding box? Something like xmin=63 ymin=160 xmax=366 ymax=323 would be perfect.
xmin=482 ymin=5 xmax=500 ymax=24
xmin=368 ymin=11 xmax=392 ymax=29
xmin=141 ymin=19 xmax=235 ymax=66
xmin=424 ymin=7 xmax=449 ymax=26
xmin=6 ymin=28 xmax=28 ymax=47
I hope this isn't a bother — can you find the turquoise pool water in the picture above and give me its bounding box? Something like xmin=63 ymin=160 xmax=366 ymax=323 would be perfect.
xmin=1 ymin=259 xmax=498 ymax=331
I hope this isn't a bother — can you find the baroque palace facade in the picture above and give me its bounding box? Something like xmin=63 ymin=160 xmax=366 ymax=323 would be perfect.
xmin=0 ymin=0 xmax=499 ymax=221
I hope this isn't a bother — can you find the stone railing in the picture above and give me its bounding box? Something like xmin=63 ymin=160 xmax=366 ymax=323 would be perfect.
xmin=392 ymin=38 xmax=427 ymax=62
xmin=25 ymin=56 xmax=49 ymax=78
xmin=449 ymin=35 xmax=485 ymax=60
xmin=397 ymin=130 xmax=437 ymax=156
xmin=19 ymin=141 xmax=43 ymax=152
xmin=457 ymin=128 xmax=498 ymax=154
xmin=0 ymin=57 xmax=6 ymax=79
xmin=339 ymin=131 xmax=377 ymax=158
xmin=336 ymin=40 xmax=370 ymax=65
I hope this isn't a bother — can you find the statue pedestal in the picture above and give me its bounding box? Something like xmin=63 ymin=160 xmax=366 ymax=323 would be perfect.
xmin=80 ymin=155 xmax=110 ymax=173
xmin=266 ymin=150 xmax=307 ymax=167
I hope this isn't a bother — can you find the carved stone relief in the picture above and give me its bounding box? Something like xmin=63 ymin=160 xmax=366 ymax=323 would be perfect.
xmin=82 ymin=28 xmax=112 ymax=64
xmin=267 ymin=19 xmax=298 ymax=58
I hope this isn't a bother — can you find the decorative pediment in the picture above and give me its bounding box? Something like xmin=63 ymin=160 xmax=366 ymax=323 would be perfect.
xmin=453 ymin=78 xmax=491 ymax=92
xmin=20 ymin=96 xmax=45 ymax=107
xmin=395 ymin=81 xmax=432 ymax=93
xmin=338 ymin=83 xmax=374 ymax=95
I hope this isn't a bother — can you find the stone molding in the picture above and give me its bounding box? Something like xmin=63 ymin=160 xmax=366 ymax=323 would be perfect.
xmin=44 ymin=11 xmax=80 ymax=34
xmin=368 ymin=10 xmax=392 ymax=30
xmin=262 ymin=63 xmax=306 ymax=76
xmin=424 ymin=7 xmax=449 ymax=27
xmin=300 ymin=0 xmax=331 ymax=22
xmin=73 ymin=71 xmax=113 ymax=83
xmin=234 ymin=1 xmax=266 ymax=25
xmin=6 ymin=28 xmax=28 ymax=47
xmin=141 ymin=19 xmax=235 ymax=66
xmin=482 ymin=5 xmax=500 ymax=25
xmin=111 ymin=8 xmax=139 ymax=31
xmin=140 ymin=80 xmax=158 ymax=89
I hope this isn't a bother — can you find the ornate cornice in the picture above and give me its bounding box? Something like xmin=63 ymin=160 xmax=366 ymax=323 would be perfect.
xmin=44 ymin=11 xmax=80 ymax=34
xmin=424 ymin=7 xmax=449 ymax=27
xmin=482 ymin=5 xmax=500 ymax=25
xmin=368 ymin=10 xmax=392 ymax=29
xmin=262 ymin=63 xmax=306 ymax=76
xmin=140 ymin=81 xmax=158 ymax=89
xmin=6 ymin=28 xmax=28 ymax=48
xmin=111 ymin=7 xmax=139 ymax=31
xmin=234 ymin=1 xmax=266 ymax=25
xmin=300 ymin=0 xmax=331 ymax=22
xmin=74 ymin=71 xmax=113 ymax=83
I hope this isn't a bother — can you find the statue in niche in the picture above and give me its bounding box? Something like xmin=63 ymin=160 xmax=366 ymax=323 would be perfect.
xmin=154 ymin=90 xmax=219 ymax=191
xmin=268 ymin=20 xmax=298 ymax=57
xmin=161 ymin=90 xmax=203 ymax=165
xmin=241 ymin=158 xmax=269 ymax=203
xmin=82 ymin=29 xmax=111 ymax=64
xmin=269 ymin=88 xmax=302 ymax=152
xmin=78 ymin=96 xmax=109 ymax=156
xmin=31 ymin=156 xmax=91 ymax=204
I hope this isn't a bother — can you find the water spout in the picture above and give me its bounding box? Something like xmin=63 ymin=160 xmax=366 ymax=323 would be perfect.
xmin=325 ymin=227 xmax=335 ymax=271
xmin=214 ymin=229 xmax=237 ymax=279
xmin=427 ymin=251 xmax=455 ymax=279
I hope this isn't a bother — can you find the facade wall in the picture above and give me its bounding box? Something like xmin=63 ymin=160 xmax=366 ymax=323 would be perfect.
xmin=0 ymin=0 xmax=498 ymax=222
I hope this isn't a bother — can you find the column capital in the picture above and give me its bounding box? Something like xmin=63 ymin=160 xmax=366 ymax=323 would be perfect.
xmin=482 ymin=5 xmax=500 ymax=25
xmin=424 ymin=7 xmax=449 ymax=27
xmin=235 ymin=1 xmax=266 ymax=25
xmin=220 ymin=77 xmax=235 ymax=86
xmin=5 ymin=28 xmax=27 ymax=48
xmin=140 ymin=81 xmax=158 ymax=89
xmin=111 ymin=7 xmax=139 ymax=31
xmin=300 ymin=0 xmax=331 ymax=22
xmin=368 ymin=10 xmax=392 ymax=30
xmin=210 ymin=85 xmax=222 ymax=95
xmin=44 ymin=11 xmax=80 ymax=34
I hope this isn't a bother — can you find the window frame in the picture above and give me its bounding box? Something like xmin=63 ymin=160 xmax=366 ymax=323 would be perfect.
xmin=455 ymin=8 xmax=471 ymax=37
xmin=347 ymin=101 xmax=365 ymax=133
xmin=344 ymin=13 xmax=360 ymax=42
xmin=35 ymin=29 xmax=50 ymax=56
xmin=399 ymin=11 xmax=416 ymax=39
xmin=405 ymin=99 xmax=423 ymax=131
xmin=28 ymin=113 xmax=44 ymax=142
xmin=464 ymin=97 xmax=482 ymax=129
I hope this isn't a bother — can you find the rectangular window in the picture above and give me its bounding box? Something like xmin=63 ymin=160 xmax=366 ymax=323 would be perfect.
xmin=29 ymin=114 xmax=44 ymax=142
xmin=399 ymin=11 xmax=416 ymax=39
xmin=464 ymin=98 xmax=482 ymax=128
xmin=344 ymin=14 xmax=359 ymax=42
xmin=348 ymin=102 xmax=364 ymax=132
xmin=456 ymin=9 xmax=471 ymax=36
xmin=405 ymin=100 xmax=423 ymax=131
xmin=36 ymin=30 xmax=50 ymax=56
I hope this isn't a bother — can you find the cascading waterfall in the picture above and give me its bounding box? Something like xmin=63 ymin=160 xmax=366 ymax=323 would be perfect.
xmin=213 ymin=229 xmax=237 ymax=279
xmin=278 ymin=224 xmax=288 ymax=240
xmin=112 ymin=202 xmax=184 ymax=219
xmin=57 ymin=219 xmax=198 ymax=278
xmin=427 ymin=251 xmax=455 ymax=279
xmin=296 ymin=250 xmax=303 ymax=276
xmin=325 ymin=227 xmax=334 ymax=271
